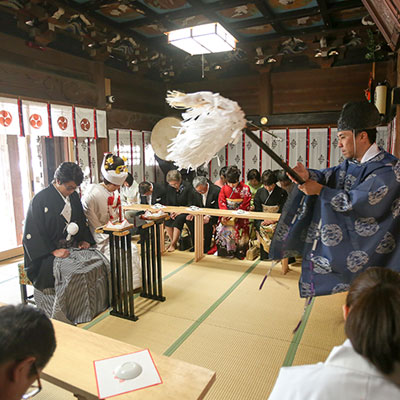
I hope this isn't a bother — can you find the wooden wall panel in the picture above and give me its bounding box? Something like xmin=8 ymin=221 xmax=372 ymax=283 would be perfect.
xmin=272 ymin=62 xmax=389 ymax=114
xmin=105 ymin=67 xmax=165 ymax=115
xmin=175 ymin=74 xmax=262 ymax=115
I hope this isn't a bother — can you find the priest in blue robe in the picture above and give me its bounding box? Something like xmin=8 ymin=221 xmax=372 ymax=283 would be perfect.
xmin=270 ymin=101 xmax=400 ymax=297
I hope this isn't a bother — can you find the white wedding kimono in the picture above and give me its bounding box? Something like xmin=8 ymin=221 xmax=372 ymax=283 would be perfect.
xmin=268 ymin=339 xmax=400 ymax=400
xmin=82 ymin=183 xmax=141 ymax=289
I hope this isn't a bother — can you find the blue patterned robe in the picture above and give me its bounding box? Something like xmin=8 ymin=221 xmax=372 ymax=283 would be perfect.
xmin=270 ymin=150 xmax=400 ymax=297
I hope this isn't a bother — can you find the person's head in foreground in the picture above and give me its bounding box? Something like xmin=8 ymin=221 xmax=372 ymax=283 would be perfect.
xmin=344 ymin=267 xmax=400 ymax=384
xmin=336 ymin=101 xmax=381 ymax=162
xmin=268 ymin=267 xmax=400 ymax=400
xmin=226 ymin=166 xmax=241 ymax=188
xmin=0 ymin=305 xmax=56 ymax=400
xmin=53 ymin=162 xmax=83 ymax=198
xmin=101 ymin=153 xmax=128 ymax=192
xmin=166 ymin=170 xmax=182 ymax=191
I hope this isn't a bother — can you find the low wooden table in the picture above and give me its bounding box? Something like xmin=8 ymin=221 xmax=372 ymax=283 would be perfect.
xmin=42 ymin=319 xmax=216 ymax=399
xmin=124 ymin=204 xmax=280 ymax=261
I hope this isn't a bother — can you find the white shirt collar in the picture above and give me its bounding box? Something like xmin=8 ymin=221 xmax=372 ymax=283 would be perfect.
xmin=325 ymin=339 xmax=383 ymax=378
xmin=360 ymin=143 xmax=381 ymax=163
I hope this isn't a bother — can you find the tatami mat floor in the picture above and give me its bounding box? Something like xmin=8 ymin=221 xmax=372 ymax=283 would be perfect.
xmin=0 ymin=250 xmax=346 ymax=399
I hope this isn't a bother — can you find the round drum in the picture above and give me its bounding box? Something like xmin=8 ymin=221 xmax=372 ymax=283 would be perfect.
xmin=150 ymin=117 xmax=181 ymax=160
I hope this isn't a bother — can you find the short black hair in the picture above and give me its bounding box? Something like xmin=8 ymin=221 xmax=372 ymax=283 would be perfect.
xmin=262 ymin=170 xmax=277 ymax=186
xmin=54 ymin=162 xmax=83 ymax=186
xmin=125 ymin=172 xmax=134 ymax=187
xmin=353 ymin=128 xmax=377 ymax=144
xmin=247 ymin=169 xmax=261 ymax=182
xmin=139 ymin=181 xmax=152 ymax=195
xmin=0 ymin=305 xmax=56 ymax=375
xmin=196 ymin=166 xmax=208 ymax=177
xmin=226 ymin=166 xmax=241 ymax=183
xmin=274 ymin=170 xmax=290 ymax=183
xmin=345 ymin=268 xmax=400 ymax=376
xmin=219 ymin=166 xmax=228 ymax=177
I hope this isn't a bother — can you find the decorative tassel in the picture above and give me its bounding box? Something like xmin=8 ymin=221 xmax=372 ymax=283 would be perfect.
xmin=293 ymin=296 xmax=313 ymax=334
xmin=259 ymin=260 xmax=279 ymax=290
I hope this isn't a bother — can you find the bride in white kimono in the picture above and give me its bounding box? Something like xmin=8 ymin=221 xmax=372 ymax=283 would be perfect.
xmin=82 ymin=153 xmax=141 ymax=290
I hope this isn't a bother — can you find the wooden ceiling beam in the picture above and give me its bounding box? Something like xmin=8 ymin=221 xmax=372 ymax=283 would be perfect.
xmin=240 ymin=19 xmax=364 ymax=43
xmin=253 ymin=0 xmax=286 ymax=35
xmin=229 ymin=7 xmax=321 ymax=29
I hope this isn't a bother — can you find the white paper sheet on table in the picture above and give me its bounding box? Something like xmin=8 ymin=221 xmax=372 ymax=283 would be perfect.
xmin=94 ymin=349 xmax=162 ymax=399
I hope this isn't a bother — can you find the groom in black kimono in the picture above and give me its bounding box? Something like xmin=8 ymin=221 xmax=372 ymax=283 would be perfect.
xmin=23 ymin=162 xmax=94 ymax=290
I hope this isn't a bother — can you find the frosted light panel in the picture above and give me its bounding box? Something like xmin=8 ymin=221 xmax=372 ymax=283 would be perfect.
xmin=195 ymin=35 xmax=233 ymax=53
xmin=168 ymin=22 xmax=236 ymax=55
xmin=172 ymin=39 xmax=211 ymax=55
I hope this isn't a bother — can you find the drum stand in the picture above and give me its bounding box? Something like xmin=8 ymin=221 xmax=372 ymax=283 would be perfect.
xmin=139 ymin=217 xmax=167 ymax=302
xmin=101 ymin=225 xmax=139 ymax=321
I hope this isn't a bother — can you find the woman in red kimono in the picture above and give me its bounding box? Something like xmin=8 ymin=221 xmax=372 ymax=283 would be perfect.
xmin=216 ymin=166 xmax=251 ymax=259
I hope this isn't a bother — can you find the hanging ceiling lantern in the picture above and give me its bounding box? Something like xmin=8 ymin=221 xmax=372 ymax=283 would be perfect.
xmin=167 ymin=22 xmax=237 ymax=55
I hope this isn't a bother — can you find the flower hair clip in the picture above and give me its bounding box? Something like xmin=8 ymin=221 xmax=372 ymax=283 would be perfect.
xmin=115 ymin=165 xmax=128 ymax=174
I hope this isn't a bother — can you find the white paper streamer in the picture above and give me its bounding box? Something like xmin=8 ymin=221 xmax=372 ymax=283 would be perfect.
xmin=166 ymin=91 xmax=246 ymax=170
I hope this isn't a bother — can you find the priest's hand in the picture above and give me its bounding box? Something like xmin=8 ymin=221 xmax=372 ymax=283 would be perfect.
xmin=298 ymin=180 xmax=323 ymax=196
xmin=78 ymin=241 xmax=90 ymax=249
xmin=52 ymin=248 xmax=70 ymax=258
xmin=289 ymin=162 xmax=309 ymax=183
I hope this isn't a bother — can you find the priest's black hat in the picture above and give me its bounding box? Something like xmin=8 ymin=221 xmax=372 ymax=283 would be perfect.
xmin=337 ymin=101 xmax=381 ymax=132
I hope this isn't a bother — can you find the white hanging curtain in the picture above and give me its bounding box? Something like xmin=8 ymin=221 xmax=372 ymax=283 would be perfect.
xmin=75 ymin=107 xmax=95 ymax=138
xmin=22 ymin=100 xmax=51 ymax=137
xmin=0 ymin=97 xmax=20 ymax=136
xmin=96 ymin=109 xmax=107 ymax=138
xmin=51 ymin=104 xmax=74 ymax=137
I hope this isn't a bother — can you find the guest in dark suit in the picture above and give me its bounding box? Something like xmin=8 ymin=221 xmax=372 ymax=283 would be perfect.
xmin=164 ymin=170 xmax=192 ymax=252
xmin=186 ymin=176 xmax=221 ymax=252
xmin=138 ymin=181 xmax=166 ymax=205
xmin=254 ymin=170 xmax=289 ymax=273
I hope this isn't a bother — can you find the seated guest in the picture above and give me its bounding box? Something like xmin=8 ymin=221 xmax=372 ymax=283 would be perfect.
xmin=214 ymin=166 xmax=228 ymax=188
xmin=83 ymin=153 xmax=141 ymax=290
xmin=23 ymin=162 xmax=109 ymax=324
xmin=274 ymin=169 xmax=294 ymax=194
xmin=120 ymin=173 xmax=140 ymax=206
xmin=164 ymin=170 xmax=192 ymax=252
xmin=246 ymin=169 xmax=262 ymax=210
xmin=269 ymin=267 xmax=400 ymax=399
xmin=0 ymin=304 xmax=56 ymax=400
xmin=186 ymin=176 xmax=221 ymax=253
xmin=216 ymin=166 xmax=251 ymax=259
xmin=254 ymin=170 xmax=289 ymax=273
xmin=138 ymin=181 xmax=166 ymax=205
xmin=121 ymin=173 xmax=140 ymax=229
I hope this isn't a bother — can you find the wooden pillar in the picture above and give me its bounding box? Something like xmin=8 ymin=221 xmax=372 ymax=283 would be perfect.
xmin=7 ymin=136 xmax=24 ymax=245
xmin=259 ymin=67 xmax=272 ymax=117
xmin=393 ymin=51 xmax=400 ymax=158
